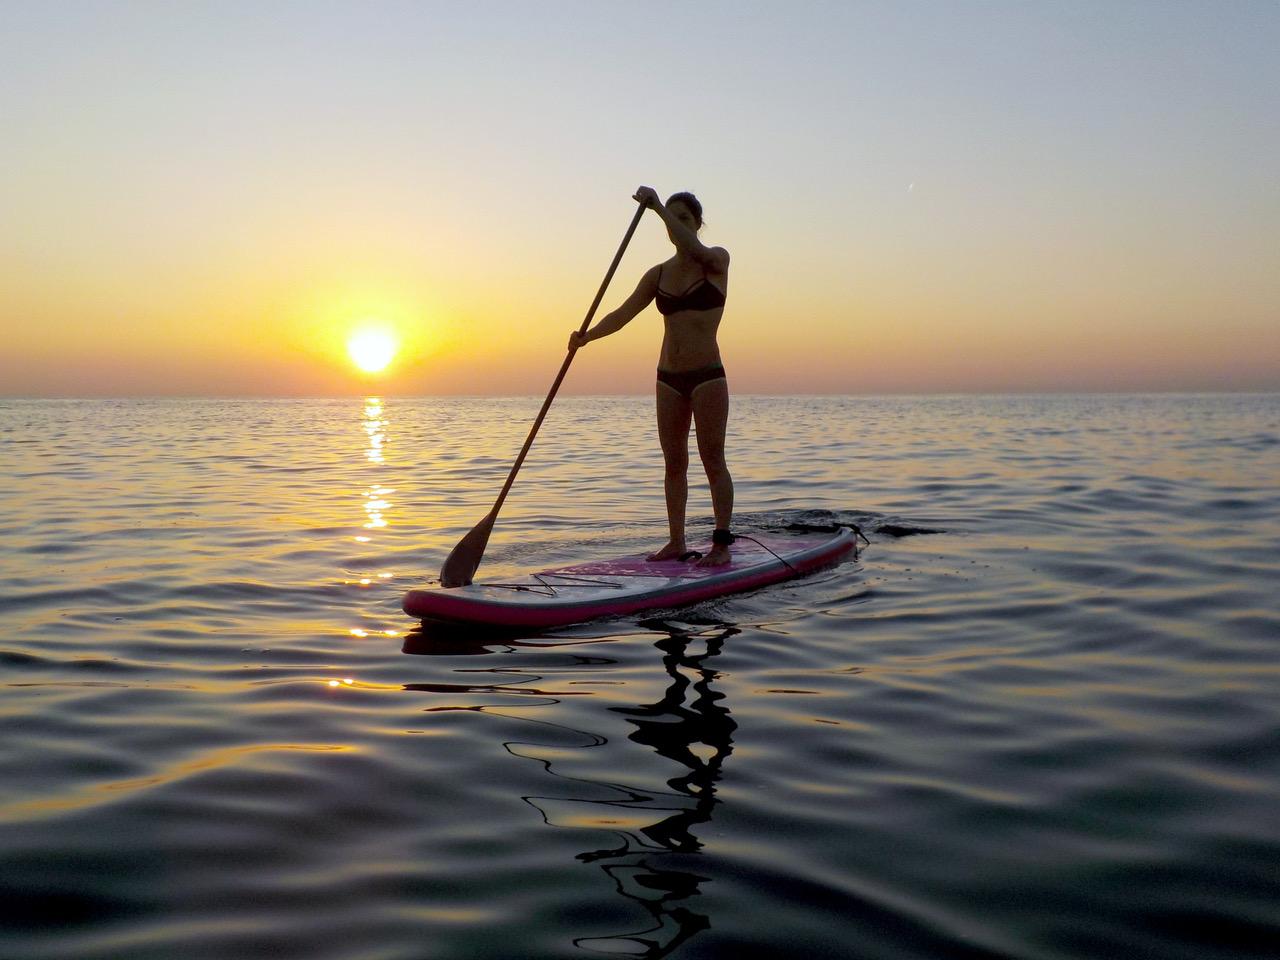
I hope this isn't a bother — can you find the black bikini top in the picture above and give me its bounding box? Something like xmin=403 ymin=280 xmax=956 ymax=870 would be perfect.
xmin=654 ymin=265 xmax=726 ymax=316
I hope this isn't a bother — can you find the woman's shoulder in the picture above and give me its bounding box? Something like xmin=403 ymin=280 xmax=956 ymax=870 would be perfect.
xmin=703 ymin=245 xmax=730 ymax=273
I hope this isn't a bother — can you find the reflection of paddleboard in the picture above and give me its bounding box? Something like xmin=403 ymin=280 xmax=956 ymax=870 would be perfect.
xmin=403 ymin=527 xmax=859 ymax=629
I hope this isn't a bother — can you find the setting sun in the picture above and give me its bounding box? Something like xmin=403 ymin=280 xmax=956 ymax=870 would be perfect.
xmin=347 ymin=328 xmax=399 ymax=374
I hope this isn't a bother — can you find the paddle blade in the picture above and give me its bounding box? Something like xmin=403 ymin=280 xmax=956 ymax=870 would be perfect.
xmin=439 ymin=510 xmax=496 ymax=587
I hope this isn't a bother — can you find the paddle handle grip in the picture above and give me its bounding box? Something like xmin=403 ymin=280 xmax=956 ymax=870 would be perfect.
xmin=490 ymin=199 xmax=647 ymax=514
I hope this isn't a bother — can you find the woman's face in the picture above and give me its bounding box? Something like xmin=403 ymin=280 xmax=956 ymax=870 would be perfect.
xmin=667 ymin=200 xmax=700 ymax=234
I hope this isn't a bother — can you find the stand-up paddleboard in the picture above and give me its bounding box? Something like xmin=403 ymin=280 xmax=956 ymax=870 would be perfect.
xmin=403 ymin=527 xmax=859 ymax=629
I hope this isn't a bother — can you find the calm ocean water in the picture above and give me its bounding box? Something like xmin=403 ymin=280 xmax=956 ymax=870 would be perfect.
xmin=2 ymin=394 xmax=1278 ymax=960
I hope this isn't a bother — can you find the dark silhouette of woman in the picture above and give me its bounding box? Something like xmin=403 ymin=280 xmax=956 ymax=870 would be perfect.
xmin=570 ymin=186 xmax=734 ymax=566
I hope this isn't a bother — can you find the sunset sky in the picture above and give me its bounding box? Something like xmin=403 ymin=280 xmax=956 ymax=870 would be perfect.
xmin=3 ymin=1 xmax=1277 ymax=396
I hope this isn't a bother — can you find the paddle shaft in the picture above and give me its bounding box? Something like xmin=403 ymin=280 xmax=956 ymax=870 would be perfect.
xmin=440 ymin=199 xmax=647 ymax=586
xmin=484 ymin=200 xmax=646 ymax=518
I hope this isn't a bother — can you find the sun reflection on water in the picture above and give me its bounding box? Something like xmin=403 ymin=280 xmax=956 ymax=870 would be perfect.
xmin=360 ymin=398 xmax=394 ymax=532
xmin=345 ymin=397 xmax=403 ymax=641
xmin=363 ymin=399 xmax=386 ymax=464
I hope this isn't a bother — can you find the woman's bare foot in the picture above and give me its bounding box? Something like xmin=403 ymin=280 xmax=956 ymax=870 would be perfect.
xmin=695 ymin=544 xmax=732 ymax=567
xmin=647 ymin=539 xmax=688 ymax=562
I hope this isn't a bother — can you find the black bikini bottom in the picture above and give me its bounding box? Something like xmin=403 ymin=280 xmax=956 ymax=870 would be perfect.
xmin=656 ymin=363 xmax=727 ymax=402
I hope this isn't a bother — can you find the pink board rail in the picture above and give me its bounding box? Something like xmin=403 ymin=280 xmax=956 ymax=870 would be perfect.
xmin=403 ymin=527 xmax=858 ymax=629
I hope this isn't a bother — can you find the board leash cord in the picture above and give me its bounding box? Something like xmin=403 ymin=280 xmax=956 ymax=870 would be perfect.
xmin=731 ymin=524 xmax=867 ymax=573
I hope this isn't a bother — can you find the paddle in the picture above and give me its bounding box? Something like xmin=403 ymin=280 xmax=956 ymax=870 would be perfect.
xmin=439 ymin=199 xmax=648 ymax=587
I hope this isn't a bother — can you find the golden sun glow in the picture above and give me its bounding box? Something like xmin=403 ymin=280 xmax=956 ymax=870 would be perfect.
xmin=347 ymin=328 xmax=399 ymax=373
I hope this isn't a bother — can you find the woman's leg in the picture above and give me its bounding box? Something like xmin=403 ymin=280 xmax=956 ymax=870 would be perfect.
xmin=648 ymin=381 xmax=693 ymax=561
xmin=691 ymin=378 xmax=733 ymax=565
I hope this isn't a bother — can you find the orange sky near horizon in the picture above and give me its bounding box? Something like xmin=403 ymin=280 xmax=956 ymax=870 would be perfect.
xmin=3 ymin=3 xmax=1278 ymax=397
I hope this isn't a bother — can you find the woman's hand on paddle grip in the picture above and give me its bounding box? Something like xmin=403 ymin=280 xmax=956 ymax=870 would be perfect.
xmin=633 ymin=185 xmax=659 ymax=209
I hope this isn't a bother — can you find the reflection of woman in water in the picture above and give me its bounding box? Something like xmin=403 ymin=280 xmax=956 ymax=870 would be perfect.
xmin=573 ymin=625 xmax=738 ymax=957
xmin=569 ymin=186 xmax=734 ymax=566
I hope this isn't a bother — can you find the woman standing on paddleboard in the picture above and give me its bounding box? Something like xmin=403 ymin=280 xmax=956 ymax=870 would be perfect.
xmin=569 ymin=185 xmax=734 ymax=566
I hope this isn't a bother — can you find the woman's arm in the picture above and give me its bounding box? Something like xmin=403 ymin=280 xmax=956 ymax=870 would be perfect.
xmin=635 ymin=186 xmax=730 ymax=274
xmin=568 ymin=265 xmax=661 ymax=351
